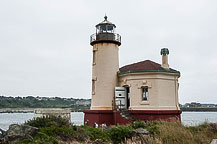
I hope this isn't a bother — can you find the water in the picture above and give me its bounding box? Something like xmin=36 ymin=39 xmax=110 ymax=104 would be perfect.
xmin=0 ymin=112 xmax=84 ymax=130
xmin=0 ymin=113 xmax=33 ymax=130
xmin=0 ymin=112 xmax=216 ymax=130
xmin=181 ymin=112 xmax=217 ymax=126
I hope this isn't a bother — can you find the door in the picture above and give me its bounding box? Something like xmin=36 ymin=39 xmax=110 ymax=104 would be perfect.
xmin=115 ymin=87 xmax=127 ymax=109
xmin=125 ymin=86 xmax=130 ymax=109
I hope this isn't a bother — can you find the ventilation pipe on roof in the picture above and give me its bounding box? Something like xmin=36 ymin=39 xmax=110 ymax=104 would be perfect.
xmin=160 ymin=48 xmax=169 ymax=69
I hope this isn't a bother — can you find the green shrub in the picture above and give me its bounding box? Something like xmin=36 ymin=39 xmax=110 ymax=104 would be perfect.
xmin=25 ymin=116 xmax=70 ymax=128
xmin=187 ymin=125 xmax=202 ymax=134
xmin=81 ymin=125 xmax=110 ymax=142
xmin=40 ymin=126 xmax=75 ymax=139
xmin=146 ymin=125 xmax=160 ymax=135
xmin=131 ymin=121 xmax=145 ymax=129
xmin=108 ymin=125 xmax=133 ymax=144
xmin=142 ymin=121 xmax=163 ymax=135
xmin=18 ymin=132 xmax=58 ymax=144
xmin=207 ymin=123 xmax=217 ymax=133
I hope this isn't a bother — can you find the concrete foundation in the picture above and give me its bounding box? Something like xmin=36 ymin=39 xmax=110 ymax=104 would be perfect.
xmin=34 ymin=108 xmax=71 ymax=122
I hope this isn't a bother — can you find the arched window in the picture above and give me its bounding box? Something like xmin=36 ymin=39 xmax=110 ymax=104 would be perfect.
xmin=142 ymin=87 xmax=148 ymax=101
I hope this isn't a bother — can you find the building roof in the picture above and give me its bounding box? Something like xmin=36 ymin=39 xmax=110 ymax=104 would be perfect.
xmin=96 ymin=16 xmax=116 ymax=27
xmin=119 ymin=60 xmax=180 ymax=75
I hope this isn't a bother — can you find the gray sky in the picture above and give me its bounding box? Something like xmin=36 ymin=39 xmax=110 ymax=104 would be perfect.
xmin=0 ymin=0 xmax=217 ymax=104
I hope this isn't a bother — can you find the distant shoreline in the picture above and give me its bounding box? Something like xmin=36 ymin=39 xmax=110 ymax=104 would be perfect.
xmin=181 ymin=107 xmax=217 ymax=112
xmin=1 ymin=108 xmax=217 ymax=113
xmin=0 ymin=108 xmax=84 ymax=113
xmin=0 ymin=108 xmax=35 ymax=113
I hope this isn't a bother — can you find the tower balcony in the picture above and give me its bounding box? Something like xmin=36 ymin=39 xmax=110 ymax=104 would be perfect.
xmin=90 ymin=33 xmax=121 ymax=46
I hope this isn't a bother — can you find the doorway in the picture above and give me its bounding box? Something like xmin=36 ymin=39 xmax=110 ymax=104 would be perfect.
xmin=124 ymin=86 xmax=130 ymax=109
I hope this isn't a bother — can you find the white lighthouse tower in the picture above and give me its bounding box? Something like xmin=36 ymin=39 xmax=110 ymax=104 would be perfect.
xmin=84 ymin=16 xmax=121 ymax=126
xmin=90 ymin=16 xmax=121 ymax=110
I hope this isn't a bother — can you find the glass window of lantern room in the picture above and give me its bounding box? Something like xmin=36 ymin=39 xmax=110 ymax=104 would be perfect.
xmin=107 ymin=25 xmax=114 ymax=33
xmin=96 ymin=26 xmax=100 ymax=34
xmin=100 ymin=25 xmax=106 ymax=33
xmin=142 ymin=87 xmax=148 ymax=101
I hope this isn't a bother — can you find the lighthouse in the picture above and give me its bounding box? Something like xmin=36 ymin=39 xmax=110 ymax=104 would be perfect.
xmin=84 ymin=17 xmax=181 ymax=126
xmin=83 ymin=16 xmax=122 ymax=126
xmin=90 ymin=16 xmax=121 ymax=110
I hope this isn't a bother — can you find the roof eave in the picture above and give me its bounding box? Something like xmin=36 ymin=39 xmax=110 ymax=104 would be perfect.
xmin=118 ymin=69 xmax=181 ymax=76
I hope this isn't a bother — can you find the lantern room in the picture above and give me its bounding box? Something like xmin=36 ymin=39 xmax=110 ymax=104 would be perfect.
xmin=96 ymin=16 xmax=116 ymax=33
xmin=90 ymin=16 xmax=121 ymax=46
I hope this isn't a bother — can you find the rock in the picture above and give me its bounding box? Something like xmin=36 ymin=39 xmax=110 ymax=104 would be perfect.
xmin=0 ymin=128 xmax=6 ymax=138
xmin=0 ymin=128 xmax=7 ymax=143
xmin=2 ymin=124 xmax=39 ymax=144
xmin=132 ymin=128 xmax=150 ymax=135
xmin=210 ymin=139 xmax=217 ymax=144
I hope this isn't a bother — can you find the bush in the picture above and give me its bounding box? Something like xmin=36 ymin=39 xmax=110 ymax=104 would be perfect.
xmin=208 ymin=123 xmax=217 ymax=133
xmin=25 ymin=116 xmax=70 ymax=128
xmin=108 ymin=125 xmax=133 ymax=144
xmin=131 ymin=121 xmax=145 ymax=129
xmin=18 ymin=132 xmax=58 ymax=144
xmin=81 ymin=125 xmax=110 ymax=142
xmin=40 ymin=126 xmax=75 ymax=140
xmin=23 ymin=116 xmax=89 ymax=143
xmin=143 ymin=121 xmax=163 ymax=135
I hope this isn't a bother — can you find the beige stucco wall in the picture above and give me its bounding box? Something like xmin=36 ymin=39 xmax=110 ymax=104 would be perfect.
xmin=118 ymin=72 xmax=180 ymax=110
xmin=91 ymin=43 xmax=119 ymax=110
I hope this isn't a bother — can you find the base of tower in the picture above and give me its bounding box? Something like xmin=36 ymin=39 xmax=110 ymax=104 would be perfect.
xmin=83 ymin=109 xmax=182 ymax=126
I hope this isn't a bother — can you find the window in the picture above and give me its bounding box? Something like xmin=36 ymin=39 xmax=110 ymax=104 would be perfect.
xmin=93 ymin=51 xmax=96 ymax=65
xmin=92 ymin=80 xmax=95 ymax=94
xmin=142 ymin=87 xmax=148 ymax=101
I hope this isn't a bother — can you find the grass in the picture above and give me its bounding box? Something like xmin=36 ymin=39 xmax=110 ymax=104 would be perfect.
xmin=128 ymin=121 xmax=217 ymax=144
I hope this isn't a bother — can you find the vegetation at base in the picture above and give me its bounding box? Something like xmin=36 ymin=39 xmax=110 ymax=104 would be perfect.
xmin=108 ymin=125 xmax=133 ymax=144
xmin=18 ymin=117 xmax=217 ymax=144
xmin=25 ymin=116 xmax=71 ymax=128
xmin=81 ymin=125 xmax=110 ymax=141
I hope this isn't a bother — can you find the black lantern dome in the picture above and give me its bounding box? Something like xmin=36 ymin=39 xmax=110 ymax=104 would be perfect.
xmin=90 ymin=16 xmax=121 ymax=46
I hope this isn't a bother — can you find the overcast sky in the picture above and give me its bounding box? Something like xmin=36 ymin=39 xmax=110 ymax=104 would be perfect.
xmin=0 ymin=0 xmax=217 ymax=104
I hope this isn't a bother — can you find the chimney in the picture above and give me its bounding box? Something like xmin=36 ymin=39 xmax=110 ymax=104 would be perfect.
xmin=160 ymin=48 xmax=169 ymax=69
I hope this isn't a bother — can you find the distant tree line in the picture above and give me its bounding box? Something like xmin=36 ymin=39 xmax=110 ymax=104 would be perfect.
xmin=179 ymin=102 xmax=217 ymax=111
xmin=0 ymin=96 xmax=91 ymax=111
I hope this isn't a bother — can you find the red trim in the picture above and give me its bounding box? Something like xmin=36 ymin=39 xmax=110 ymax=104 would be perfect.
xmin=83 ymin=110 xmax=182 ymax=126
xmin=83 ymin=110 xmax=113 ymax=114
xmin=83 ymin=110 xmax=115 ymax=126
xmin=128 ymin=110 xmax=182 ymax=114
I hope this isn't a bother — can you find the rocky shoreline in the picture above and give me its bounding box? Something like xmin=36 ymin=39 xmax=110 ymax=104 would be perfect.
xmin=0 ymin=124 xmax=39 ymax=144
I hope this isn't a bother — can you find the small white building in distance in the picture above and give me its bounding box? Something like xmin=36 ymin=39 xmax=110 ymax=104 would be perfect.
xmin=84 ymin=16 xmax=181 ymax=126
